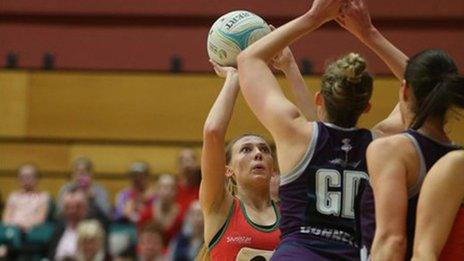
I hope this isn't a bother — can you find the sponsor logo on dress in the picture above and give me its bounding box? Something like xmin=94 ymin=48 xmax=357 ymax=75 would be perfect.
xmin=226 ymin=236 xmax=252 ymax=244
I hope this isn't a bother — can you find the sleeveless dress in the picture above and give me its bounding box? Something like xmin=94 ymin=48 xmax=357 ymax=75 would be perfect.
xmin=358 ymin=129 xmax=460 ymax=260
xmin=208 ymin=197 xmax=280 ymax=260
xmin=440 ymin=206 xmax=464 ymax=260
xmin=274 ymin=122 xmax=374 ymax=261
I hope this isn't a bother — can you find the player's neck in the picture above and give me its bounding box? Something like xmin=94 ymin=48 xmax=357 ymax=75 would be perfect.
xmin=417 ymin=119 xmax=450 ymax=144
xmin=236 ymin=187 xmax=271 ymax=211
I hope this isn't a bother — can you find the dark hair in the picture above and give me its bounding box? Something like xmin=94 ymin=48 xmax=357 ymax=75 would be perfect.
xmin=321 ymin=53 xmax=373 ymax=128
xmin=140 ymin=222 xmax=163 ymax=236
xmin=405 ymin=49 xmax=464 ymax=129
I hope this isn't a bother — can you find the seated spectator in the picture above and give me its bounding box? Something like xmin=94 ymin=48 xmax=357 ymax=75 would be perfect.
xmin=76 ymin=220 xmax=110 ymax=261
xmin=49 ymin=189 xmax=89 ymax=260
xmin=176 ymin=149 xmax=201 ymax=217
xmin=113 ymin=162 xmax=155 ymax=225
xmin=138 ymin=223 xmax=165 ymax=261
xmin=140 ymin=174 xmax=182 ymax=246
xmin=2 ymin=164 xmax=50 ymax=231
xmin=167 ymin=200 xmax=203 ymax=261
xmin=58 ymin=157 xmax=111 ymax=219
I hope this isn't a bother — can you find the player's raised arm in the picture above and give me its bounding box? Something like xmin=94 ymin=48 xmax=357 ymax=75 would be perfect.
xmin=337 ymin=0 xmax=408 ymax=137
xmin=237 ymin=0 xmax=344 ymax=173
xmin=200 ymin=61 xmax=238 ymax=214
xmin=337 ymin=0 xmax=407 ymax=80
xmin=271 ymin=45 xmax=317 ymax=121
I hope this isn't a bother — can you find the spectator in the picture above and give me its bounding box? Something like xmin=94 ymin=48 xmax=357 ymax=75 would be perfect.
xmin=167 ymin=200 xmax=203 ymax=261
xmin=49 ymin=189 xmax=89 ymax=260
xmin=113 ymin=162 xmax=155 ymax=225
xmin=138 ymin=223 xmax=165 ymax=261
xmin=140 ymin=174 xmax=182 ymax=246
xmin=176 ymin=149 xmax=201 ymax=217
xmin=76 ymin=220 xmax=110 ymax=261
xmin=58 ymin=157 xmax=111 ymax=219
xmin=2 ymin=164 xmax=49 ymax=231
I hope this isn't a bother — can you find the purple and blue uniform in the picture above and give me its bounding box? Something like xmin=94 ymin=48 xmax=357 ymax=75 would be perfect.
xmin=358 ymin=129 xmax=460 ymax=260
xmin=272 ymin=122 xmax=374 ymax=261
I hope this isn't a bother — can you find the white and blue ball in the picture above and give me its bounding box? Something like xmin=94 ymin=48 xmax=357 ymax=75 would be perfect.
xmin=207 ymin=10 xmax=271 ymax=66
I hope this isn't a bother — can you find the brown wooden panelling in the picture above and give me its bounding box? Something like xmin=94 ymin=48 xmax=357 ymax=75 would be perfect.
xmin=0 ymin=71 xmax=29 ymax=136
xmin=0 ymin=142 xmax=202 ymax=174
xmin=0 ymin=143 xmax=70 ymax=171
xmin=1 ymin=71 xmax=463 ymax=143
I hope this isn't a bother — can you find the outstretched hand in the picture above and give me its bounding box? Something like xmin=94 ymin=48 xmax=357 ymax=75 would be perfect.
xmin=336 ymin=0 xmax=374 ymax=39
xmin=309 ymin=0 xmax=347 ymax=24
xmin=210 ymin=60 xmax=237 ymax=78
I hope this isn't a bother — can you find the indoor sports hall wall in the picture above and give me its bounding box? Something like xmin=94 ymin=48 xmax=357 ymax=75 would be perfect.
xmin=1 ymin=71 xmax=463 ymax=199
xmin=1 ymin=0 xmax=463 ymax=74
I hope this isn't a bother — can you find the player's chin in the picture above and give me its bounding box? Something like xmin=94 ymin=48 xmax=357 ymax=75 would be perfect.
xmin=250 ymin=170 xmax=272 ymax=180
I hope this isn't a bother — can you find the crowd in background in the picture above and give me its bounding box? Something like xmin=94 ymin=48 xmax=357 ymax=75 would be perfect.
xmin=0 ymin=148 xmax=204 ymax=261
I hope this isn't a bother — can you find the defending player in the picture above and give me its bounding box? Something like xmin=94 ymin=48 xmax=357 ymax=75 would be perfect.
xmin=236 ymin=0 xmax=404 ymax=259
xmin=338 ymin=0 xmax=464 ymax=259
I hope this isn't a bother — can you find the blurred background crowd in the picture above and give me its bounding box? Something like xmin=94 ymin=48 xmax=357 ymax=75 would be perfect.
xmin=0 ymin=148 xmax=203 ymax=260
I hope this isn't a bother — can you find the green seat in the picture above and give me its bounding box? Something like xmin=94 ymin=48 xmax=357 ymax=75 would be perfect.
xmin=0 ymin=224 xmax=22 ymax=248
xmin=24 ymin=222 xmax=55 ymax=245
xmin=109 ymin=223 xmax=138 ymax=246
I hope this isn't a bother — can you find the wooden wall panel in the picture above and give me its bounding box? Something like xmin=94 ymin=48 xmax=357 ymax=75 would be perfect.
xmin=68 ymin=145 xmax=201 ymax=174
xmin=25 ymin=72 xmax=268 ymax=141
xmin=0 ymin=143 xmax=70 ymax=171
xmin=1 ymin=72 xmax=463 ymax=144
xmin=0 ymin=71 xmax=29 ymax=137
xmin=0 ymin=143 xmax=201 ymax=174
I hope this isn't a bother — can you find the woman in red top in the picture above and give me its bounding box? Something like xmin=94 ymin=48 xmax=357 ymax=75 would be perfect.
xmin=413 ymin=150 xmax=464 ymax=261
xmin=201 ymin=47 xmax=313 ymax=260
xmin=201 ymin=61 xmax=279 ymax=261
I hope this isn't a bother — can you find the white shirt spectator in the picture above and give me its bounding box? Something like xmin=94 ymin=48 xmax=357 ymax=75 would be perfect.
xmin=55 ymin=227 xmax=78 ymax=260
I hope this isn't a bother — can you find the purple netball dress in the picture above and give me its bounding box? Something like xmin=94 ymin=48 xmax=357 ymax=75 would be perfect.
xmin=358 ymin=129 xmax=460 ymax=260
xmin=272 ymin=122 xmax=374 ymax=261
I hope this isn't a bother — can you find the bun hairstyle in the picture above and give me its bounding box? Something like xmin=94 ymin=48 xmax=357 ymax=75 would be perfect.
xmin=321 ymin=53 xmax=373 ymax=128
xmin=405 ymin=49 xmax=464 ymax=129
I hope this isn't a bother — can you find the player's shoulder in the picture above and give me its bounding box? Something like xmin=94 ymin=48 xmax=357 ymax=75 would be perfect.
xmin=443 ymin=150 xmax=464 ymax=164
xmin=367 ymin=133 xmax=411 ymax=153
xmin=435 ymin=150 xmax=464 ymax=173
